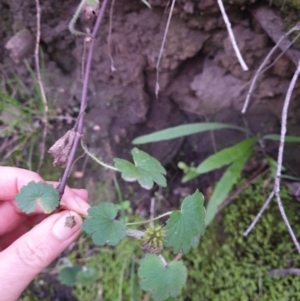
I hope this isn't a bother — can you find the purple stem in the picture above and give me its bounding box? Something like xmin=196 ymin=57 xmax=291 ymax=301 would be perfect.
xmin=57 ymin=0 xmax=109 ymax=195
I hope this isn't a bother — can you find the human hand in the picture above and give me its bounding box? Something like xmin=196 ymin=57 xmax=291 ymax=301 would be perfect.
xmin=0 ymin=167 xmax=90 ymax=301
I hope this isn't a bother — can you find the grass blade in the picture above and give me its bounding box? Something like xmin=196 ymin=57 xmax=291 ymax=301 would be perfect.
xmin=263 ymin=134 xmax=300 ymax=142
xmin=196 ymin=138 xmax=256 ymax=174
xmin=132 ymin=123 xmax=245 ymax=144
xmin=182 ymin=138 xmax=257 ymax=182
xmin=205 ymin=147 xmax=253 ymax=226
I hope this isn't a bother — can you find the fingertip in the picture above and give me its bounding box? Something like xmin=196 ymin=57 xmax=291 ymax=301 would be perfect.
xmin=0 ymin=211 xmax=82 ymax=301
xmin=60 ymin=188 xmax=90 ymax=216
xmin=52 ymin=211 xmax=83 ymax=241
xmin=72 ymin=188 xmax=88 ymax=201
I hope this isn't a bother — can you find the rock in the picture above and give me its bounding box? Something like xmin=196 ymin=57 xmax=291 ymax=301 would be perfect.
xmin=190 ymin=62 xmax=244 ymax=114
xmin=5 ymin=28 xmax=34 ymax=63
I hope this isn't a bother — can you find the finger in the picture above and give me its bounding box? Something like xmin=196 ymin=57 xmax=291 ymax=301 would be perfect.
xmin=0 ymin=211 xmax=82 ymax=301
xmin=0 ymin=201 xmax=26 ymax=236
xmin=47 ymin=182 xmax=90 ymax=216
xmin=0 ymin=214 xmax=46 ymax=250
xmin=0 ymin=167 xmax=89 ymax=234
xmin=0 ymin=167 xmax=43 ymax=202
xmin=72 ymin=189 xmax=88 ymax=201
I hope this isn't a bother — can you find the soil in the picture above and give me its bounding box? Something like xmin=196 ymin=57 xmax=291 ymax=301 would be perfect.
xmin=2 ymin=1 xmax=300 ymax=299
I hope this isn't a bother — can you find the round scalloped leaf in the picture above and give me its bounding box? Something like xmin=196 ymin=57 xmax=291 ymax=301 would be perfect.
xmin=59 ymin=265 xmax=81 ymax=286
xmin=138 ymin=254 xmax=187 ymax=301
xmin=76 ymin=267 xmax=98 ymax=286
xmin=114 ymin=148 xmax=166 ymax=189
xmin=82 ymin=202 xmax=126 ymax=246
xmin=16 ymin=181 xmax=60 ymax=214
xmin=164 ymin=190 xmax=205 ymax=254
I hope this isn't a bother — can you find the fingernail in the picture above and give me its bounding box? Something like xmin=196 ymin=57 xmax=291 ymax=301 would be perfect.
xmin=74 ymin=195 xmax=90 ymax=216
xmin=52 ymin=212 xmax=82 ymax=241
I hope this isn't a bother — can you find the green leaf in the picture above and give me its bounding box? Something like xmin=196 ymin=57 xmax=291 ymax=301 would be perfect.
xmin=263 ymin=134 xmax=300 ymax=142
xmin=82 ymin=203 xmax=126 ymax=246
xmin=114 ymin=148 xmax=166 ymax=189
xmin=182 ymin=138 xmax=257 ymax=182
xmin=16 ymin=181 xmax=60 ymax=214
xmin=205 ymin=147 xmax=253 ymax=226
xmin=164 ymin=190 xmax=205 ymax=254
xmin=59 ymin=265 xmax=81 ymax=286
xmin=281 ymin=174 xmax=300 ymax=181
xmin=76 ymin=267 xmax=98 ymax=286
xmin=132 ymin=123 xmax=245 ymax=144
xmin=138 ymin=254 xmax=187 ymax=301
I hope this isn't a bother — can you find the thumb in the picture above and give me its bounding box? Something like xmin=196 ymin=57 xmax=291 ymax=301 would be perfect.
xmin=0 ymin=211 xmax=82 ymax=301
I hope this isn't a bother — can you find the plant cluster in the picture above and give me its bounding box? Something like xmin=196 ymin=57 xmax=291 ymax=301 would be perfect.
xmin=16 ymin=148 xmax=206 ymax=300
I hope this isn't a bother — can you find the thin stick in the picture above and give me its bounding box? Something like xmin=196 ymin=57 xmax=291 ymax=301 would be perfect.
xmin=260 ymin=32 xmax=300 ymax=75
xmin=217 ymin=0 xmax=248 ymax=71
xmin=173 ymin=252 xmax=183 ymax=261
xmin=243 ymin=190 xmax=274 ymax=236
xmin=108 ymin=0 xmax=117 ymax=71
xmin=273 ymin=59 xmax=300 ymax=253
xmin=57 ymin=0 xmax=109 ymax=195
xmin=142 ymin=292 xmax=151 ymax=301
xmin=35 ymin=0 xmax=49 ymax=173
xmin=242 ymin=23 xmax=300 ymax=114
xmin=155 ymin=0 xmax=176 ymax=97
xmin=150 ymin=197 xmax=156 ymax=226
xmin=81 ymin=39 xmax=88 ymax=82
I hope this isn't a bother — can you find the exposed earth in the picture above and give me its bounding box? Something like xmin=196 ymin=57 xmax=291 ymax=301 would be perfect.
xmin=2 ymin=0 xmax=300 ymax=300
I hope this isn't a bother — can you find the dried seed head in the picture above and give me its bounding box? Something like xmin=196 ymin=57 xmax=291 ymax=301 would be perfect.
xmin=65 ymin=215 xmax=76 ymax=228
xmin=48 ymin=130 xmax=76 ymax=167
xmin=141 ymin=225 xmax=165 ymax=254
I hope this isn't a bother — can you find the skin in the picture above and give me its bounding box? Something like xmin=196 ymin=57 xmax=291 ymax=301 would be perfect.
xmin=0 ymin=167 xmax=90 ymax=301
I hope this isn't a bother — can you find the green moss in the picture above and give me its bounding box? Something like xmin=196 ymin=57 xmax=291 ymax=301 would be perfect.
xmin=71 ymin=238 xmax=143 ymax=300
xmin=271 ymin=0 xmax=300 ymax=10
xmin=70 ymin=180 xmax=300 ymax=300
xmin=183 ymin=180 xmax=300 ymax=300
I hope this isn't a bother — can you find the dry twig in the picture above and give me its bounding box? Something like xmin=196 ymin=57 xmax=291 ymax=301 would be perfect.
xmin=217 ymin=0 xmax=248 ymax=71
xmin=108 ymin=0 xmax=117 ymax=71
xmin=243 ymin=190 xmax=274 ymax=236
xmin=273 ymin=59 xmax=300 ymax=253
xmin=244 ymin=60 xmax=300 ymax=254
xmin=57 ymin=0 xmax=109 ymax=195
xmin=35 ymin=0 xmax=49 ymax=173
xmin=242 ymin=22 xmax=300 ymax=114
xmin=155 ymin=0 xmax=176 ymax=97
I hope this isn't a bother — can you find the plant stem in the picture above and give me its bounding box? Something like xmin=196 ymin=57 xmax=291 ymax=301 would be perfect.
xmin=81 ymin=139 xmax=118 ymax=171
xmin=126 ymin=228 xmax=145 ymax=239
xmin=35 ymin=0 xmax=49 ymax=173
xmin=126 ymin=211 xmax=172 ymax=226
xmin=57 ymin=0 xmax=109 ymax=195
